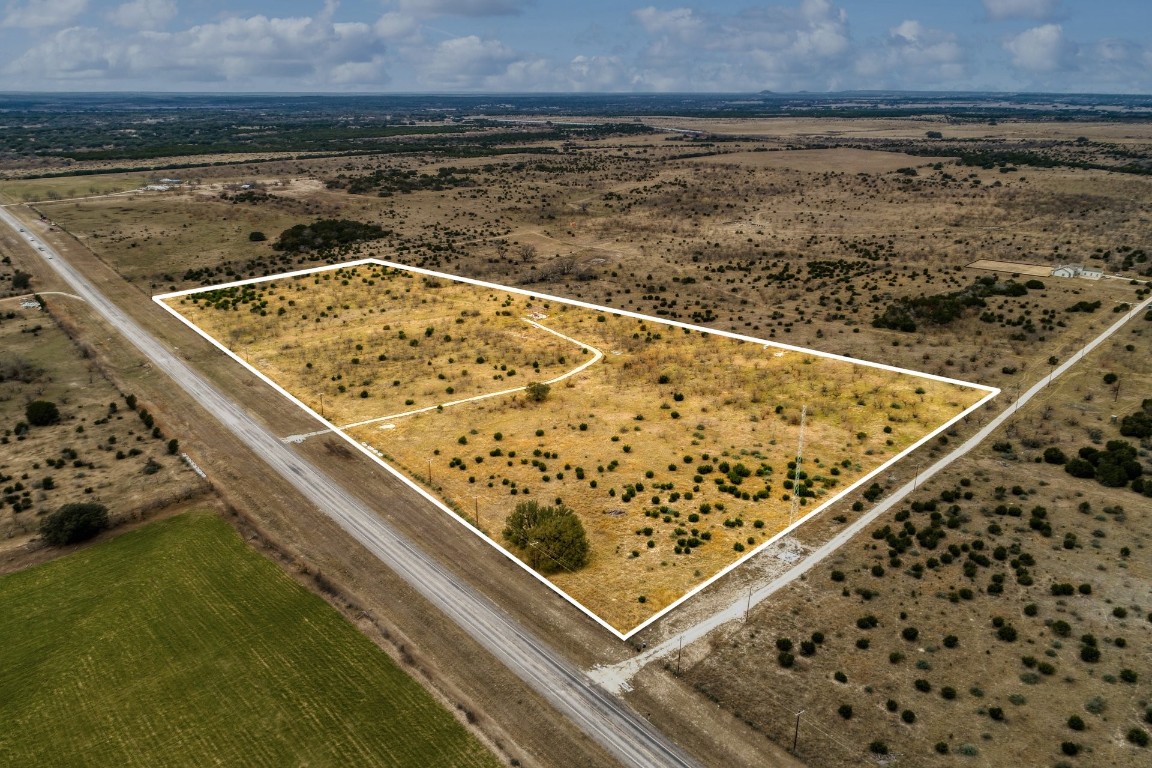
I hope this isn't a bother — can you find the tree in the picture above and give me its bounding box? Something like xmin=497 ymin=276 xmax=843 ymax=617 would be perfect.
xmin=1119 ymin=410 xmax=1152 ymax=439
xmin=525 ymin=381 xmax=551 ymax=402
xmin=1064 ymin=458 xmax=1095 ymax=479
xmin=248 ymin=231 xmax=267 ymax=242
xmin=25 ymin=400 xmax=60 ymax=427
xmin=40 ymin=502 xmax=108 ymax=546
xmin=1043 ymin=447 xmax=1067 ymax=465
xmin=503 ymin=500 xmax=589 ymax=573
xmin=12 ymin=270 xmax=31 ymax=291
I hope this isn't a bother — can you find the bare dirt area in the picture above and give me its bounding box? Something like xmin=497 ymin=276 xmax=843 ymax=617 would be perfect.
xmin=967 ymin=258 xmax=1056 ymax=277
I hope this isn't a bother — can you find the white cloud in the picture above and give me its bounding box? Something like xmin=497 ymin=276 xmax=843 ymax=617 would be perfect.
xmin=373 ymin=11 xmax=419 ymax=42
xmin=389 ymin=0 xmax=531 ymax=17
xmin=1004 ymin=23 xmax=1073 ymax=72
xmin=107 ymin=0 xmax=175 ymax=31
xmin=629 ymin=1 xmax=851 ymax=91
xmin=5 ymin=4 xmax=390 ymax=86
xmin=419 ymin=35 xmax=520 ymax=87
xmin=855 ymin=19 xmax=965 ymax=87
xmin=2 ymin=0 xmax=86 ymax=28
xmin=982 ymin=0 xmax=1058 ymax=22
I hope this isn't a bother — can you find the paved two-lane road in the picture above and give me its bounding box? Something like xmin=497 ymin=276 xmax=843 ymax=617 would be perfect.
xmin=0 ymin=205 xmax=702 ymax=768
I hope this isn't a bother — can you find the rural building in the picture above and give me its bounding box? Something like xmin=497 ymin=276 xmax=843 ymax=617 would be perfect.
xmin=1051 ymin=264 xmax=1103 ymax=280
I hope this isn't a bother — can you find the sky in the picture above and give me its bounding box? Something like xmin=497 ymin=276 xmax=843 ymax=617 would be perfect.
xmin=1 ymin=0 xmax=1150 ymax=93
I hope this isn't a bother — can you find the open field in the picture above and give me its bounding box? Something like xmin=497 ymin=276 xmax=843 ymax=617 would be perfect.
xmin=0 ymin=174 xmax=149 ymax=203
xmin=0 ymin=297 xmax=202 ymax=557
xmin=967 ymin=258 xmax=1056 ymax=277
xmin=4 ymin=105 xmax=1151 ymax=766
xmin=162 ymin=261 xmax=989 ymax=633
xmin=682 ymin=313 xmax=1152 ymax=767
xmin=0 ymin=510 xmax=501 ymax=768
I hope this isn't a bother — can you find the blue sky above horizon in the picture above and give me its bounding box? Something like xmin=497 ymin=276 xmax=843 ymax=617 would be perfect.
xmin=1 ymin=0 xmax=1150 ymax=93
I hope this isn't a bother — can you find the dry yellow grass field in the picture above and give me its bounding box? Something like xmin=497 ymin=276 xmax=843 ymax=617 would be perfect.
xmin=165 ymin=262 xmax=987 ymax=632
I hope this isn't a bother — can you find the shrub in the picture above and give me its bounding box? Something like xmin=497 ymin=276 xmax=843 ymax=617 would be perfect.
xmin=902 ymin=626 xmax=919 ymax=642
xmin=837 ymin=704 xmax=852 ymax=719
xmin=943 ymin=634 xmax=959 ymax=648
xmin=1067 ymin=715 xmax=1085 ymax=731
xmin=166 ymin=438 xmax=179 ymax=455
xmin=1064 ymin=459 xmax=1096 ymax=478
xmin=868 ymin=741 xmax=888 ymax=755
xmin=941 ymin=686 xmax=956 ymax=700
xmin=1119 ymin=668 xmax=1137 ymax=683
xmin=833 ymin=671 xmax=847 ymax=683
xmin=988 ymin=707 xmax=1004 ymax=721
xmin=502 ymin=501 xmax=588 ymax=573
xmin=525 ymin=381 xmax=551 ymax=402
xmin=25 ymin=400 xmax=60 ymax=427
xmin=1043 ymin=447 xmax=1068 ymax=465
xmin=248 ymin=231 xmax=267 ymax=242
xmin=934 ymin=742 xmax=949 ymax=754
xmin=39 ymin=502 xmax=109 ymax=546
xmin=1127 ymin=728 xmax=1149 ymax=748
xmin=901 ymin=709 xmax=916 ymax=724
xmin=777 ymin=652 xmax=795 ymax=668
xmin=997 ymin=624 xmax=1019 ymax=642
xmin=1061 ymin=742 xmax=1080 ymax=756
xmin=775 ymin=637 xmax=793 ymax=652
xmin=914 ymin=679 xmax=931 ymax=693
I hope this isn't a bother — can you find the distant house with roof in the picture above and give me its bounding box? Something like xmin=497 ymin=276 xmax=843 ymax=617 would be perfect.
xmin=1051 ymin=264 xmax=1103 ymax=280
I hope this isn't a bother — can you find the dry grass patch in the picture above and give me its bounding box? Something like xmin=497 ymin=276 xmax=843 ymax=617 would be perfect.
xmin=164 ymin=262 xmax=988 ymax=633
xmin=0 ymin=302 xmax=202 ymax=557
xmin=684 ymin=148 xmax=954 ymax=174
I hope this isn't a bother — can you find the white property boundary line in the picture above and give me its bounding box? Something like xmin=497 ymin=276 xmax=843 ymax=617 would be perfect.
xmin=286 ymin=317 xmax=606 ymax=440
xmin=153 ymin=258 xmax=999 ymax=641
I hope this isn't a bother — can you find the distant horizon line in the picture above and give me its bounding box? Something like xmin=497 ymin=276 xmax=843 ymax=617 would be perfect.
xmin=2 ymin=89 xmax=1152 ymax=99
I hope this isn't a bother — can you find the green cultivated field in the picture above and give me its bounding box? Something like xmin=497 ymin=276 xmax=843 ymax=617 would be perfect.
xmin=0 ymin=512 xmax=500 ymax=768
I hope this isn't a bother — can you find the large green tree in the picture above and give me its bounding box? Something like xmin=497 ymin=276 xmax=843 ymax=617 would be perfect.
xmin=25 ymin=400 xmax=60 ymax=427
xmin=40 ymin=503 xmax=109 ymax=546
xmin=503 ymin=501 xmax=589 ymax=573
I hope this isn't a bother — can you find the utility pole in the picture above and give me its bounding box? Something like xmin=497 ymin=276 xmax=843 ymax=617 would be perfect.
xmin=789 ymin=405 xmax=807 ymax=525
xmin=474 ymin=496 xmax=479 ymax=528
xmin=792 ymin=710 xmax=804 ymax=755
xmin=744 ymin=585 xmax=753 ymax=621
xmin=675 ymin=636 xmax=683 ymax=675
